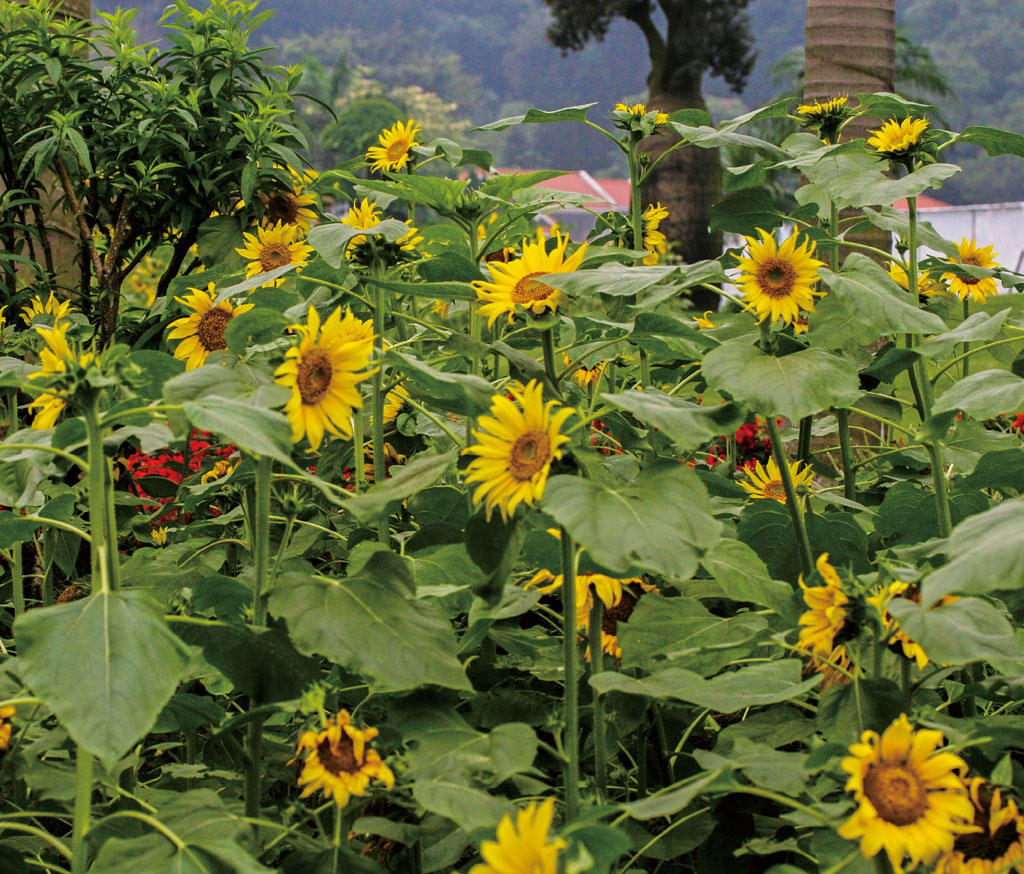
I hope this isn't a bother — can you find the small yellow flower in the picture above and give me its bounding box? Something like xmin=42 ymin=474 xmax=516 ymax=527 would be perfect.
xmin=867 ymin=118 xmax=929 ymax=160
xmin=0 ymin=706 xmax=15 ymax=753
xmin=382 ymin=383 xmax=410 ymax=426
xmin=21 ymin=291 xmax=74 ymax=326
xmin=151 ymin=527 xmax=169 ymax=547
xmin=797 ymin=554 xmax=856 ymax=688
xmin=166 ymin=284 xmax=254 ymax=370
xmin=940 ymin=238 xmax=1002 ymax=302
xmin=796 ymin=96 xmax=849 ymax=118
xmin=693 ymin=310 xmax=715 ymax=329
xmin=235 ymin=222 xmax=313 ymax=288
xmin=740 ymin=456 xmax=813 ymax=503
xmin=366 ymin=119 xmax=421 ymax=174
xmin=26 ymin=323 xmax=92 ymax=430
xmin=430 ymin=299 xmax=451 ymax=318
xmin=465 ymin=797 xmax=565 ymax=874
xmin=888 ymin=261 xmax=945 ymax=298
xmin=735 ymin=229 xmax=825 ymax=326
xmin=641 ymin=203 xmax=669 ymax=265
xmin=614 ymin=102 xmax=669 ymax=126
xmin=201 ymin=458 xmax=237 ymax=485
xmin=795 ymin=96 xmax=853 ymax=144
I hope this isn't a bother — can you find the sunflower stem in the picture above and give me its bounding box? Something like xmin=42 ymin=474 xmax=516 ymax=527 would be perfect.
xmin=627 ymin=139 xmax=645 ymax=257
xmin=371 ymin=280 xmax=389 ymax=544
xmin=331 ymin=803 xmax=342 ymax=874
xmin=587 ymin=596 xmax=608 ymax=803
xmin=83 ymin=393 xmax=113 ymax=593
xmin=559 ymin=526 xmax=580 ymax=821
xmin=765 ymin=416 xmax=813 ymax=578
xmin=245 ymin=716 xmax=264 ymax=846
xmin=352 ymin=408 xmax=365 ymax=494
xmin=541 ymin=329 xmax=558 ymax=388
xmin=11 ymin=542 xmax=24 ymax=618
xmin=468 ymin=220 xmax=482 ymax=378
xmin=962 ymin=298 xmax=971 ymax=378
xmin=70 ymin=746 xmax=93 ymax=874
xmin=252 ymin=455 xmax=272 ymax=628
xmin=796 ymin=416 xmax=812 ymax=463
xmin=836 ymin=408 xmax=856 ymax=505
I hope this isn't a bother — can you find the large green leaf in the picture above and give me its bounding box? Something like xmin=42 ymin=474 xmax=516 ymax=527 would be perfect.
xmin=472 ymin=104 xmax=596 ymax=132
xmin=383 ymin=349 xmax=495 ymax=417
xmin=15 ymin=591 xmax=190 ymax=769
xmin=916 ymin=310 xmax=1010 ymax=359
xmin=801 ymin=154 xmax=959 ymax=210
xmin=710 ymin=188 xmax=783 ymax=235
xmin=343 ymin=450 xmax=458 ymax=522
xmin=933 ymin=370 xmax=1024 ymax=419
xmin=603 ymin=390 xmax=745 ymax=451
xmin=702 ymin=339 xmax=860 ymax=420
xmin=541 ymin=465 xmax=721 ymax=580
xmin=950 ymin=125 xmax=1024 ymax=158
xmin=621 ymin=767 xmax=734 ymax=820
xmin=182 ymin=397 xmax=293 ymax=463
xmin=541 ymin=265 xmax=680 ymax=299
xmin=309 ymin=219 xmax=417 ymax=267
xmin=702 ymin=539 xmax=798 ymax=621
xmin=268 ymin=551 xmax=471 ymax=692
xmin=887 ymin=598 xmax=1018 ymax=664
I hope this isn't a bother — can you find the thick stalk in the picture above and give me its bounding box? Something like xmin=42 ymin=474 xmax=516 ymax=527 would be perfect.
xmin=41 ymin=529 xmax=56 ymax=606
xmin=638 ymin=348 xmax=650 ymax=389
xmin=541 ymin=330 xmax=558 ymax=387
xmin=352 ymin=408 xmax=365 ymax=494
xmin=796 ymin=416 xmax=812 ymax=463
xmin=961 ymin=299 xmax=971 ymax=378
xmin=70 ymin=747 xmax=93 ymax=874
xmin=468 ymin=221 xmax=482 ymax=377
xmin=836 ymin=408 xmax=856 ymax=503
xmin=82 ymin=395 xmax=112 ymax=593
xmin=331 ymin=805 xmax=343 ymax=874
xmin=371 ymin=282 xmax=388 ymax=544
xmin=559 ymin=526 xmax=580 ymax=821
xmin=245 ymin=717 xmax=263 ymax=840
xmin=11 ymin=543 xmax=24 ymax=617
xmin=588 ymin=597 xmax=608 ymax=802
xmin=627 ymin=139 xmax=644 ymax=253
xmin=765 ymin=416 xmax=813 ymax=577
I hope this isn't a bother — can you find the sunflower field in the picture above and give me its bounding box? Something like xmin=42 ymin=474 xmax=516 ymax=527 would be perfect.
xmin=6 ymin=3 xmax=1024 ymax=874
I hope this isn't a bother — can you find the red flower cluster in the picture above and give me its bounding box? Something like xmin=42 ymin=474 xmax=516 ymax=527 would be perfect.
xmin=699 ymin=416 xmax=773 ymax=470
xmin=982 ymin=412 xmax=1024 ymax=435
xmin=590 ymin=418 xmax=620 ymax=456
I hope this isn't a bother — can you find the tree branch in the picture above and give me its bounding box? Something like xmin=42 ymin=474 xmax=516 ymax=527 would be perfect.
xmin=624 ymin=1 xmax=666 ymax=73
xmin=53 ymin=154 xmax=103 ymax=283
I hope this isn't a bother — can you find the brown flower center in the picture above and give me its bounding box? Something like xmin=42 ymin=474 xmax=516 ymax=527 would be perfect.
xmin=297 ymin=349 xmax=334 ymax=405
xmin=259 ymin=242 xmax=293 ymax=273
xmin=385 ymin=139 xmax=410 ymax=162
xmin=756 ymin=257 xmax=798 ymax=298
xmin=955 ymin=814 xmax=1020 ymax=862
xmin=508 ymin=430 xmax=552 ymax=480
xmin=960 ymin=255 xmax=981 ymax=285
xmin=512 ymin=271 xmax=556 ymax=304
xmin=763 ymin=479 xmax=786 ymax=501
xmin=195 ymin=307 xmax=232 ymax=352
xmin=317 ymin=732 xmax=360 ymax=776
xmin=863 ymin=763 xmax=927 ymax=826
xmin=265 ymin=191 xmax=299 ymax=225
xmin=603 ymin=587 xmax=641 ymax=635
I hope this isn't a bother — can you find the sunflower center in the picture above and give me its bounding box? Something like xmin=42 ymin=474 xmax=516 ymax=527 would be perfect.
xmin=960 ymin=256 xmax=982 ymax=284
xmin=385 ymin=139 xmax=410 ymax=162
xmin=509 ymin=430 xmax=552 ymax=480
xmin=763 ymin=479 xmax=786 ymax=500
xmin=863 ymin=763 xmax=928 ymax=826
xmin=756 ymin=258 xmax=798 ymax=298
xmin=265 ymin=192 xmax=299 ymax=225
xmin=317 ymin=733 xmax=360 ymax=776
xmin=955 ymin=819 xmax=1020 ymax=862
xmin=259 ymin=242 xmax=293 ymax=272
xmin=512 ymin=272 xmax=556 ymax=304
xmin=297 ymin=349 xmax=334 ymax=406
xmin=195 ymin=307 xmax=232 ymax=352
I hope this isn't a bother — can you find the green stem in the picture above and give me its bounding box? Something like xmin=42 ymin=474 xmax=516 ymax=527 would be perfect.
xmin=468 ymin=220 xmax=482 ymax=378
xmin=560 ymin=526 xmax=580 ymax=821
xmin=627 ymin=139 xmax=644 ymax=253
xmin=588 ymin=596 xmax=607 ymax=803
xmin=352 ymin=407 xmax=365 ymax=495
xmin=331 ymin=804 xmax=342 ymax=874
xmin=41 ymin=529 xmax=55 ymax=606
xmin=836 ymin=408 xmax=856 ymax=504
xmin=765 ymin=416 xmax=813 ymax=577
xmin=927 ymin=442 xmax=953 ymax=539
xmin=70 ymin=747 xmax=93 ymax=874
xmin=246 ymin=717 xmax=264 ymax=844
xmin=962 ymin=298 xmax=970 ymax=379
xmin=82 ymin=394 xmax=112 ymax=593
xmin=252 ymin=456 xmax=272 ymax=627
xmin=638 ymin=348 xmax=650 ymax=389
xmin=796 ymin=416 xmax=812 ymax=463
xmin=371 ymin=281 xmax=388 ymax=544
xmin=12 ymin=543 xmax=24 ymax=618
xmin=541 ymin=329 xmax=558 ymax=387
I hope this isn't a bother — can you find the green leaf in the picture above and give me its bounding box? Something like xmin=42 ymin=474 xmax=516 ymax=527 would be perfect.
xmin=541 ymin=265 xmax=680 ymax=299
xmin=888 ymin=598 xmax=1018 ymax=664
xmin=621 ymin=767 xmax=734 ymax=820
xmin=916 ymin=310 xmax=1010 ymax=359
xmin=950 ymin=125 xmax=1024 ymax=158
xmin=859 ymin=206 xmax=960 ymax=258
xmin=15 ymin=591 xmax=189 ymax=769
xmin=541 ymin=465 xmax=721 ymax=580
xmin=702 ymin=539 xmax=798 ymax=620
xmin=710 ymin=189 xmax=783 ymax=236
xmin=963 ymin=450 xmax=1024 ymax=494
xmin=702 ymin=339 xmax=861 ymax=420
xmin=182 ymin=398 xmax=293 ymax=463
xmin=308 ymin=219 xmax=416 ymax=268
xmin=800 ymin=153 xmax=959 ymax=211
xmin=603 ymin=390 xmax=744 ymax=451
xmin=472 ymin=104 xmax=596 ymax=132
xmin=343 ymin=450 xmax=458 ymax=522
xmin=590 ymin=660 xmax=820 ymax=710
xmin=268 ymin=551 xmax=471 ymax=692
xmin=223 ymin=308 xmax=291 ymax=355
xmin=383 ymin=349 xmax=495 ymax=417
xmin=366 ymin=277 xmax=476 ymax=301
xmin=933 ymin=370 xmax=1024 ymax=419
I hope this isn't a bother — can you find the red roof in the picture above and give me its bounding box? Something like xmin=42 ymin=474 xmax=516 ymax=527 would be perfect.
xmin=489 ymin=169 xmax=629 ymax=210
xmin=892 ymin=194 xmax=950 ymax=211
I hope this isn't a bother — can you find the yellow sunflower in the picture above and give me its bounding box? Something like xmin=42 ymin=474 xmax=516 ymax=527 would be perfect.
xmin=869 ymin=582 xmax=960 ymax=670
xmin=641 ymin=203 xmax=669 ymax=265
xmin=936 ymin=778 xmax=1024 ymax=874
xmin=0 ymin=706 xmax=15 ymax=752
xmin=294 ymin=710 xmax=394 ymax=809
xmin=867 ymin=118 xmax=930 ymax=160
xmin=20 ymin=291 xmax=74 ymax=326
xmin=259 ymin=172 xmax=317 ymax=231
xmin=798 ymin=553 xmax=856 ymax=688
xmin=274 ymin=306 xmax=374 ymax=450
xmin=941 ymin=238 xmax=1002 ymax=302
xmin=201 ymin=458 xmax=237 ymax=485
xmin=614 ymin=102 xmax=670 ymax=126
xmin=236 ymin=221 xmax=313 ymax=287
xmin=796 ymin=95 xmax=849 ymax=119
xmin=430 ymin=299 xmax=451 ymax=318
xmin=366 ymin=119 xmax=421 ymax=174
xmin=474 ymin=230 xmax=587 ymax=326
xmin=693 ymin=311 xmax=715 ymax=329
xmin=561 ymin=352 xmax=605 ymax=388
xmin=363 ymin=442 xmax=406 ymax=484
xmin=464 ymin=380 xmax=574 ymax=520
xmin=465 ymin=797 xmax=565 ymax=874
xmin=796 ymin=96 xmax=853 ymax=143
xmin=166 ymin=284 xmax=254 ymax=370
xmin=26 ymin=323 xmax=91 ymax=430
xmin=382 ymin=383 xmax=410 ymax=425
xmin=740 ymin=456 xmax=814 ymax=503
xmin=151 ymin=527 xmax=169 ymax=547
xmin=735 ymin=229 xmax=825 ymax=326
xmin=838 ymin=714 xmax=974 ymax=873
xmin=888 ymin=261 xmax=945 ymax=297
xmin=340 ymin=198 xmax=421 ymax=259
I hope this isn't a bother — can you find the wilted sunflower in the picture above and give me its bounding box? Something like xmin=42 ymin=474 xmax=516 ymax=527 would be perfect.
xmin=21 ymin=291 xmax=74 ymax=326
xmin=474 ymin=230 xmax=587 ymax=326
xmin=201 ymin=458 xmax=237 ymax=485
xmin=838 ymin=714 xmax=974 ymax=873
xmin=869 ymin=582 xmax=960 ymax=669
xmin=798 ymin=553 xmax=857 ymax=688
xmin=274 ymin=306 xmax=374 ymax=450
xmin=867 ymin=118 xmax=929 ymax=160
xmin=936 ymin=778 xmax=1024 ymax=874
xmin=26 ymin=323 xmax=91 ymax=429
xmin=0 ymin=706 xmax=15 ymax=753
xmin=464 ymin=797 xmax=565 ymax=874
xmin=366 ymin=119 xmax=421 ymax=174
xmin=693 ymin=310 xmax=716 ymax=329
xmin=941 ymin=238 xmax=1002 ymax=302
xmin=464 ymin=380 xmax=574 ymax=520
xmin=735 ymin=229 xmax=824 ymax=326
xmin=430 ymin=299 xmax=451 ymax=318
xmin=236 ymin=221 xmax=313 ymax=287
xmin=641 ymin=203 xmax=669 ymax=265
xmin=294 ymin=710 xmax=394 ymax=809
xmin=795 ymin=96 xmax=853 ymax=143
xmin=740 ymin=456 xmax=813 ymax=503
xmin=888 ymin=261 xmax=945 ymax=297
xmin=259 ymin=169 xmax=317 ymax=231
xmin=167 ymin=284 xmax=254 ymax=370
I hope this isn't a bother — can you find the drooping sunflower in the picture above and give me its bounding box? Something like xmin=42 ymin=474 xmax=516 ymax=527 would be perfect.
xmin=561 ymin=352 xmax=605 ymax=389
xmin=366 ymin=119 xmax=421 ymax=174
xmin=26 ymin=323 xmax=91 ymax=430
xmin=941 ymin=238 xmax=1002 ymax=302
xmin=20 ymin=291 xmax=74 ymax=326
xmin=795 ymin=96 xmax=853 ymax=143
xmin=166 ymin=284 xmax=254 ymax=370
xmin=838 ymin=714 xmax=975 ymax=873
xmin=465 ymin=797 xmax=565 ymax=874
xmin=641 ymin=203 xmax=669 ymax=265
xmin=888 ymin=261 xmax=945 ymax=297
xmin=474 ymin=230 xmax=587 ymax=326
xmin=735 ymin=229 xmax=825 ymax=326
xmin=340 ymin=198 xmax=421 ymax=260
xmin=464 ymin=380 xmax=574 ymax=520
xmin=363 ymin=442 xmax=406 ymax=484
xmin=869 ymin=582 xmax=960 ymax=669
xmin=0 ymin=706 xmax=14 ymax=753
xmin=382 ymin=383 xmax=410 ymax=426
xmin=936 ymin=778 xmax=1024 ymax=874
xmin=798 ymin=553 xmax=858 ymax=688
xmin=236 ymin=221 xmax=313 ymax=287
xmin=201 ymin=458 xmax=237 ymax=485
xmin=274 ymin=306 xmax=374 ymax=450
xmin=740 ymin=456 xmax=814 ymax=503
xmin=294 ymin=710 xmax=394 ymax=809
xmin=430 ymin=299 xmax=451 ymax=318
xmin=693 ymin=311 xmax=716 ymax=329
xmin=867 ymin=118 xmax=930 ymax=160
xmin=259 ymin=170 xmax=318 ymax=231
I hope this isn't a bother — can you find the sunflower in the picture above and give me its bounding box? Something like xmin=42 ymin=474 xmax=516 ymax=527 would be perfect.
xmin=366 ymin=119 xmax=421 ymax=174
xmin=363 ymin=442 xmax=406 ymax=484
xmin=259 ymin=173 xmax=317 ymax=231
xmin=888 ymin=261 xmax=945 ymax=297
xmin=936 ymin=778 xmax=1024 ymax=874
xmin=735 ymin=229 xmax=825 ymax=326
xmin=562 ymin=353 xmax=605 ymax=388
xmin=275 ymin=306 xmax=374 ymax=450
xmin=430 ymin=299 xmax=451 ymax=318
xmin=614 ymin=102 xmax=669 ymax=127
xmin=740 ymin=456 xmax=814 ymax=503
xmin=0 ymin=706 xmax=14 ymax=753
xmin=474 ymin=230 xmax=587 ymax=326
xmin=795 ymin=96 xmax=853 ymax=143
xmin=465 ymin=797 xmax=565 ymax=874
xmin=236 ymin=221 xmax=313 ymax=287
xmin=867 ymin=118 xmax=930 ymax=160
xmin=798 ymin=554 xmax=857 ymax=688
xmin=166 ymin=284 xmax=254 ymax=370
xmin=201 ymin=458 xmax=237 ymax=485
xmin=340 ymin=198 xmax=421 ymax=260
xmin=382 ymin=383 xmax=410 ymax=426
xmin=151 ymin=527 xmax=169 ymax=547
xmin=335 ymin=308 xmax=375 ymax=345
xmin=464 ymin=380 xmax=574 ymax=520
xmin=941 ymin=238 xmax=1002 ymax=302
xmin=26 ymin=323 xmax=91 ymax=430
xmin=693 ymin=311 xmax=716 ymax=329
xmin=869 ymin=582 xmax=960 ymax=669
xmin=838 ymin=714 xmax=974 ymax=873
xmin=641 ymin=203 xmax=669 ymax=265
xmin=21 ymin=291 xmax=74 ymax=326
xmin=294 ymin=710 xmax=394 ymax=809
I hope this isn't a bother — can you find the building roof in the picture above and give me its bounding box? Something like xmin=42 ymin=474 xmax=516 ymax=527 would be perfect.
xmin=892 ymin=194 xmax=950 ymax=210
xmin=490 ymin=169 xmax=630 ymax=210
